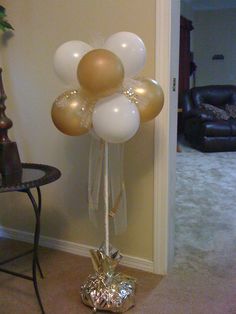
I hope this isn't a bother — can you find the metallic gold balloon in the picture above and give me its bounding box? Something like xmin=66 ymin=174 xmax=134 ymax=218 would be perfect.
xmin=51 ymin=89 xmax=94 ymax=136
xmin=124 ymin=78 xmax=164 ymax=122
xmin=77 ymin=49 xmax=124 ymax=98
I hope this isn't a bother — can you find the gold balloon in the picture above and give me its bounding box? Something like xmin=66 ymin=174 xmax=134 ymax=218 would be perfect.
xmin=124 ymin=78 xmax=164 ymax=122
xmin=77 ymin=49 xmax=124 ymax=98
xmin=51 ymin=89 xmax=94 ymax=136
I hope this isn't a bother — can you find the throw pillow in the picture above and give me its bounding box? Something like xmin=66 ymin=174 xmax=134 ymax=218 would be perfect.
xmin=225 ymin=104 xmax=236 ymax=119
xmin=200 ymin=103 xmax=230 ymax=120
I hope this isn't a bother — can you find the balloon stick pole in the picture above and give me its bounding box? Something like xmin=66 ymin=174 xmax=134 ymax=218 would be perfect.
xmin=104 ymin=141 xmax=109 ymax=256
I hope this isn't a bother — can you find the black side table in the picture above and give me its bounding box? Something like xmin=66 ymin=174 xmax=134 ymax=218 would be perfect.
xmin=0 ymin=163 xmax=61 ymax=314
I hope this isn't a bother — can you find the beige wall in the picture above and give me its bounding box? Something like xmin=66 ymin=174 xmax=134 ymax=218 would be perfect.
xmin=0 ymin=0 xmax=156 ymax=260
xmin=180 ymin=0 xmax=194 ymax=51
xmin=194 ymin=9 xmax=236 ymax=86
xmin=180 ymin=0 xmax=195 ymax=88
xmin=181 ymin=0 xmax=194 ymax=21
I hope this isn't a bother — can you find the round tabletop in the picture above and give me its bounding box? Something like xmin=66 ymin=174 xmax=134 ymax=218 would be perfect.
xmin=0 ymin=163 xmax=61 ymax=192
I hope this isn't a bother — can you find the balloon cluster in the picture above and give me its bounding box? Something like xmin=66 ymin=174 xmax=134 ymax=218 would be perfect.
xmin=52 ymin=32 xmax=164 ymax=143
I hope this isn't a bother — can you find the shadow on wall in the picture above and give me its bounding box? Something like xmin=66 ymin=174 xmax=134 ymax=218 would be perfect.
xmin=124 ymin=121 xmax=154 ymax=188
xmin=0 ymin=116 xmax=154 ymax=245
xmin=62 ymin=133 xmax=90 ymax=219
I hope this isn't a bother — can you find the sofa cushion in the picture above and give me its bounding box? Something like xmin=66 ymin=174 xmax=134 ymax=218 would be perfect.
xmin=200 ymin=137 xmax=236 ymax=152
xmin=184 ymin=108 xmax=216 ymax=121
xmin=183 ymin=85 xmax=236 ymax=152
xmin=191 ymin=85 xmax=236 ymax=107
xmin=226 ymin=104 xmax=236 ymax=118
xmin=201 ymin=121 xmax=231 ymax=136
xmin=229 ymin=120 xmax=236 ymax=136
xmin=201 ymin=103 xmax=230 ymax=120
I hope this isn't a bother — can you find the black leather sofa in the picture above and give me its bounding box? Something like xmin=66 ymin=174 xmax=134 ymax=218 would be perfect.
xmin=182 ymin=85 xmax=236 ymax=152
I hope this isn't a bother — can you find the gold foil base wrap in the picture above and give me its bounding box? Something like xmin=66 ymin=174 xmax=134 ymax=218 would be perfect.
xmin=81 ymin=248 xmax=136 ymax=312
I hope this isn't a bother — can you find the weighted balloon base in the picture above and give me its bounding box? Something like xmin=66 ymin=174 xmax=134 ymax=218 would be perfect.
xmin=81 ymin=248 xmax=136 ymax=313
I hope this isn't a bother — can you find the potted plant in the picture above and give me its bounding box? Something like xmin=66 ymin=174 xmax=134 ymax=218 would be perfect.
xmin=0 ymin=5 xmax=13 ymax=32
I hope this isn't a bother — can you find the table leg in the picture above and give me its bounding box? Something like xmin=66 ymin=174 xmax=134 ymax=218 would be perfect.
xmin=35 ymin=187 xmax=44 ymax=279
xmin=26 ymin=188 xmax=45 ymax=314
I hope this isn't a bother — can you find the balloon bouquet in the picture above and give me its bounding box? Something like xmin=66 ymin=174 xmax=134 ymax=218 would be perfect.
xmin=52 ymin=32 xmax=164 ymax=313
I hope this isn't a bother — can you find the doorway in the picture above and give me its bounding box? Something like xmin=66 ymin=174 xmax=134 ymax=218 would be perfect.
xmin=175 ymin=1 xmax=236 ymax=274
xmin=154 ymin=0 xmax=180 ymax=274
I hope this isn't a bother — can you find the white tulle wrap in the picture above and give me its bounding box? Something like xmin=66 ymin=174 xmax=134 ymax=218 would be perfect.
xmin=88 ymin=133 xmax=127 ymax=235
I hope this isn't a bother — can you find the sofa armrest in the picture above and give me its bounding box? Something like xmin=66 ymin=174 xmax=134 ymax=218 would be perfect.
xmin=184 ymin=108 xmax=216 ymax=122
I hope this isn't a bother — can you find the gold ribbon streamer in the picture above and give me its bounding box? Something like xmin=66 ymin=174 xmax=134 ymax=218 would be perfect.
xmin=109 ymin=189 xmax=123 ymax=217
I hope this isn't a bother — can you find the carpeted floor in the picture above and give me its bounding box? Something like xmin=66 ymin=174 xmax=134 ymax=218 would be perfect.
xmin=0 ymin=238 xmax=163 ymax=314
xmin=1 ymin=237 xmax=236 ymax=314
xmin=173 ymin=148 xmax=236 ymax=313
xmin=175 ymin=150 xmax=236 ymax=274
xmin=1 ymin=148 xmax=236 ymax=313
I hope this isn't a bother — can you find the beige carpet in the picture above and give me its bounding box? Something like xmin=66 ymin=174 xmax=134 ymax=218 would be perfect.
xmin=175 ymin=151 xmax=236 ymax=273
xmin=0 ymin=238 xmax=162 ymax=314
xmin=1 ymin=238 xmax=236 ymax=314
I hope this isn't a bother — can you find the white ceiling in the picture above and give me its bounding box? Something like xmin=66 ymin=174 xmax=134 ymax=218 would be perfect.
xmin=182 ymin=0 xmax=236 ymax=10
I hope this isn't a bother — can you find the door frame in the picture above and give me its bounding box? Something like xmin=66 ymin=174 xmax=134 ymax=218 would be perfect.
xmin=154 ymin=0 xmax=180 ymax=274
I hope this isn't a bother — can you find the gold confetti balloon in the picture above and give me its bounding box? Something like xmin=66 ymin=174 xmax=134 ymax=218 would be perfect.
xmin=51 ymin=89 xmax=94 ymax=136
xmin=77 ymin=49 xmax=124 ymax=98
xmin=124 ymin=78 xmax=164 ymax=122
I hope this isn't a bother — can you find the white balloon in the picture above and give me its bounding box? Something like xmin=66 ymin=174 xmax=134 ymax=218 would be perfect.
xmin=103 ymin=32 xmax=146 ymax=78
xmin=92 ymin=94 xmax=140 ymax=143
xmin=53 ymin=40 xmax=92 ymax=87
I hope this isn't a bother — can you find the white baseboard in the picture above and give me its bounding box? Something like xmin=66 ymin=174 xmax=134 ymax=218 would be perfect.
xmin=0 ymin=226 xmax=154 ymax=273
